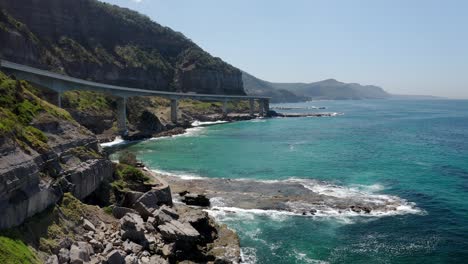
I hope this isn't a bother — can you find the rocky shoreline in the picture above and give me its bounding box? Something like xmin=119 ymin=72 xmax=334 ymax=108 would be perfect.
xmin=43 ymin=174 xmax=241 ymax=264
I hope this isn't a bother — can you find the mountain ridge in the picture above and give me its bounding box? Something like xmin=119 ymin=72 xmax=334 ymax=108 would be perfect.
xmin=243 ymin=72 xmax=391 ymax=102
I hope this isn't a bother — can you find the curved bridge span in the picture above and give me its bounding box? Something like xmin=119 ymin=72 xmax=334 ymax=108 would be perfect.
xmin=0 ymin=60 xmax=270 ymax=135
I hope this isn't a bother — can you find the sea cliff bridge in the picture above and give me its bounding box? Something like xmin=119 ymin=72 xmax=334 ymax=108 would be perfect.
xmin=0 ymin=60 xmax=270 ymax=135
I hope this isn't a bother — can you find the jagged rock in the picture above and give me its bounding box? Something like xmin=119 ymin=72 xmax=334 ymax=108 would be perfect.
xmin=124 ymin=255 xmax=138 ymax=264
xmin=134 ymin=190 xmax=160 ymax=211
xmin=152 ymin=210 xmax=174 ymax=226
xmin=46 ymin=255 xmax=59 ymax=264
xmin=69 ymin=242 xmax=93 ymax=264
xmin=158 ymin=220 xmax=200 ymax=242
xmin=82 ymin=219 xmax=96 ymax=232
xmin=123 ymin=240 xmax=143 ymax=254
xmin=102 ymin=242 xmax=113 ymax=255
xmin=58 ymin=237 xmax=73 ymax=250
xmin=180 ymin=208 xmax=217 ymax=242
xmin=89 ymin=239 xmax=103 ymax=253
xmin=123 ymin=191 xmax=144 ymax=207
xmin=144 ymin=222 xmax=156 ymax=233
xmin=120 ymin=213 xmax=146 ymax=244
xmin=182 ymin=193 xmax=210 ymax=206
xmin=207 ymin=224 xmax=241 ymax=264
xmin=161 ymin=243 xmax=175 ymax=257
xmin=112 ymin=206 xmax=138 ymax=219
xmin=133 ymin=201 xmax=154 ymax=219
xmin=149 ymin=255 xmax=169 ymax=264
xmin=159 ymin=205 xmax=179 ymax=219
xmin=58 ymin=248 xmax=70 ymax=264
xmin=106 ymin=250 xmax=125 ymax=264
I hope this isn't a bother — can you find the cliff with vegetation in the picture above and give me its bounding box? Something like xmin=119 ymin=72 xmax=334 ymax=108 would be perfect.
xmin=0 ymin=71 xmax=114 ymax=230
xmin=0 ymin=0 xmax=244 ymax=95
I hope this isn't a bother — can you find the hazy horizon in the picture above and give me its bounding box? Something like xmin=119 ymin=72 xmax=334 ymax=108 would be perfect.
xmin=101 ymin=0 xmax=468 ymax=99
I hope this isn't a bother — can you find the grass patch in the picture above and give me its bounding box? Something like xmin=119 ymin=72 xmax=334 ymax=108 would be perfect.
xmin=0 ymin=71 xmax=74 ymax=153
xmin=0 ymin=236 xmax=41 ymax=264
xmin=62 ymin=90 xmax=114 ymax=113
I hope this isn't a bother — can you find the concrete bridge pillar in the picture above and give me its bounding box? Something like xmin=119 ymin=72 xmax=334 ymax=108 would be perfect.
xmin=249 ymin=99 xmax=255 ymax=116
xmin=117 ymin=96 xmax=128 ymax=136
xmin=222 ymin=99 xmax=228 ymax=116
xmin=57 ymin=92 xmax=62 ymax=108
xmin=259 ymin=100 xmax=265 ymax=117
xmin=264 ymin=99 xmax=270 ymax=114
xmin=171 ymin=98 xmax=178 ymax=123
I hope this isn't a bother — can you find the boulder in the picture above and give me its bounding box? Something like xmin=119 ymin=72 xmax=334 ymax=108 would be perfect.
xmin=149 ymin=255 xmax=169 ymax=264
xmin=45 ymin=255 xmax=59 ymax=264
xmin=152 ymin=210 xmax=175 ymax=226
xmin=161 ymin=243 xmax=175 ymax=257
xmin=120 ymin=213 xmax=146 ymax=244
xmin=112 ymin=206 xmax=138 ymax=219
xmin=133 ymin=201 xmax=154 ymax=219
xmin=158 ymin=220 xmax=200 ymax=242
xmin=106 ymin=250 xmax=125 ymax=264
xmin=82 ymin=219 xmax=96 ymax=232
xmin=124 ymin=255 xmax=138 ymax=264
xmin=182 ymin=193 xmax=210 ymax=207
xmin=123 ymin=191 xmax=144 ymax=207
xmin=134 ymin=191 xmax=159 ymax=211
xmin=123 ymin=240 xmax=143 ymax=254
xmin=159 ymin=205 xmax=179 ymax=219
xmin=58 ymin=248 xmax=70 ymax=264
xmin=69 ymin=242 xmax=93 ymax=264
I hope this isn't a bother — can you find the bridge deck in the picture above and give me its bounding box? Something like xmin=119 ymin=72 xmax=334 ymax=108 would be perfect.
xmin=0 ymin=60 xmax=269 ymax=101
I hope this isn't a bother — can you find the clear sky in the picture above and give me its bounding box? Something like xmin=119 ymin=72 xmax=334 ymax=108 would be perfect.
xmin=100 ymin=0 xmax=468 ymax=98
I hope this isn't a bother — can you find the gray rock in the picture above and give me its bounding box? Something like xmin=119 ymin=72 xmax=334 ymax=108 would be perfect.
xmin=123 ymin=240 xmax=143 ymax=254
xmin=82 ymin=219 xmax=96 ymax=232
xmin=159 ymin=205 xmax=179 ymax=219
xmin=58 ymin=248 xmax=70 ymax=264
xmin=161 ymin=243 xmax=175 ymax=257
xmin=45 ymin=255 xmax=59 ymax=264
xmin=133 ymin=201 xmax=154 ymax=219
xmin=149 ymin=255 xmax=169 ymax=264
xmin=120 ymin=213 xmax=146 ymax=244
xmin=123 ymin=191 xmax=144 ymax=207
xmin=182 ymin=193 xmax=210 ymax=207
xmin=69 ymin=242 xmax=93 ymax=264
xmin=106 ymin=250 xmax=125 ymax=264
xmin=134 ymin=191 xmax=159 ymax=211
xmin=158 ymin=220 xmax=200 ymax=242
xmin=89 ymin=239 xmax=103 ymax=252
xmin=124 ymin=255 xmax=138 ymax=264
xmin=112 ymin=206 xmax=138 ymax=219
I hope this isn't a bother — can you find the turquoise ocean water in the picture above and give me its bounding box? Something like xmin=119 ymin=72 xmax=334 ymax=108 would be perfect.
xmin=114 ymin=99 xmax=468 ymax=263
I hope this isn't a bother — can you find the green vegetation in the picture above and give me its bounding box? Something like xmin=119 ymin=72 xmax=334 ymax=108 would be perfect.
xmin=111 ymin=163 xmax=151 ymax=193
xmin=62 ymin=90 xmax=115 ymax=113
xmin=0 ymin=71 xmax=73 ymax=153
xmin=69 ymin=146 xmax=103 ymax=161
xmin=179 ymin=99 xmax=253 ymax=114
xmin=115 ymin=45 xmax=172 ymax=75
xmin=0 ymin=236 xmax=41 ymax=264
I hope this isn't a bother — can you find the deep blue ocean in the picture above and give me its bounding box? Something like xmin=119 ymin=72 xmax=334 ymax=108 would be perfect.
xmin=113 ymin=99 xmax=468 ymax=263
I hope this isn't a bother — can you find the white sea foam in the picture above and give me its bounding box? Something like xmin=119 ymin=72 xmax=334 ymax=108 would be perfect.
xmin=191 ymin=120 xmax=228 ymax=127
xmin=100 ymin=136 xmax=127 ymax=148
xmin=240 ymin=247 xmax=257 ymax=264
xmin=151 ymin=168 xmax=205 ymax=180
xmin=293 ymin=249 xmax=329 ymax=264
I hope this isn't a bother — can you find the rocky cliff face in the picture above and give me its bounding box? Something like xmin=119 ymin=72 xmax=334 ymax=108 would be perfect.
xmin=0 ymin=72 xmax=114 ymax=229
xmin=0 ymin=0 xmax=244 ymax=95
